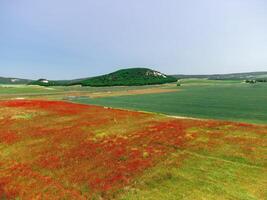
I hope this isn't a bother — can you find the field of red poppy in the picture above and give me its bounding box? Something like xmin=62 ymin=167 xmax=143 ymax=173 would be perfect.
xmin=0 ymin=100 xmax=266 ymax=200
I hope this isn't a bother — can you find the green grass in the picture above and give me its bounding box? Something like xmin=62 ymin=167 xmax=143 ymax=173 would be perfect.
xmin=72 ymin=81 xmax=267 ymax=124
xmin=120 ymin=151 xmax=266 ymax=200
xmin=0 ymin=85 xmax=57 ymax=94
xmin=179 ymin=78 xmax=240 ymax=85
xmin=119 ymin=122 xmax=267 ymax=200
xmin=0 ymin=84 xmax=168 ymax=96
xmin=120 ymin=122 xmax=267 ymax=200
xmin=51 ymin=84 xmax=170 ymax=92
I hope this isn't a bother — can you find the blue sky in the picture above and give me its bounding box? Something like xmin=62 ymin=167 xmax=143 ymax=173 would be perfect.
xmin=0 ymin=0 xmax=267 ymax=79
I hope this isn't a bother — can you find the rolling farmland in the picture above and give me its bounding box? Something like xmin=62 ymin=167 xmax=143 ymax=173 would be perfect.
xmin=0 ymin=100 xmax=266 ymax=199
xmin=73 ymin=80 xmax=267 ymax=124
xmin=0 ymin=79 xmax=267 ymax=199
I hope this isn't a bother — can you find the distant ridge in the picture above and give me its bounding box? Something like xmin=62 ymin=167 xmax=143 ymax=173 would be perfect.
xmin=0 ymin=77 xmax=32 ymax=84
xmin=2 ymin=70 xmax=267 ymax=86
xmin=173 ymin=71 xmax=267 ymax=80
xmin=28 ymin=78 xmax=86 ymax=87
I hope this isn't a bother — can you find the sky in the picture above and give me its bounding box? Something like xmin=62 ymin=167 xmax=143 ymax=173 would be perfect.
xmin=0 ymin=0 xmax=267 ymax=79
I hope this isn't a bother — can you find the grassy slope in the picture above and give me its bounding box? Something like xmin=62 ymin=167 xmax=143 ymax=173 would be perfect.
xmin=72 ymin=80 xmax=267 ymax=124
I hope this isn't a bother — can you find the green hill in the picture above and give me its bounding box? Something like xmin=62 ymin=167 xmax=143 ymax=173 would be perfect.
xmin=28 ymin=68 xmax=177 ymax=87
xmin=73 ymin=68 xmax=177 ymax=86
xmin=28 ymin=78 xmax=85 ymax=87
